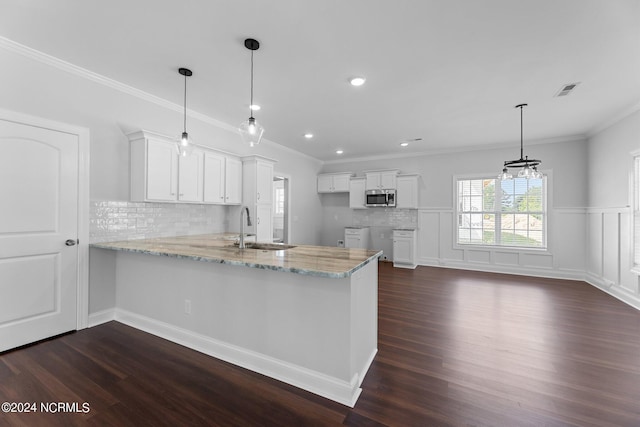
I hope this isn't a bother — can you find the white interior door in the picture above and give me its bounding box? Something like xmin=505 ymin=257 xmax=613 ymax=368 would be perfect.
xmin=0 ymin=119 xmax=79 ymax=352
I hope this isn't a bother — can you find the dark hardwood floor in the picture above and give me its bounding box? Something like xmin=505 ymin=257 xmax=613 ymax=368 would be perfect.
xmin=2 ymin=263 xmax=640 ymax=426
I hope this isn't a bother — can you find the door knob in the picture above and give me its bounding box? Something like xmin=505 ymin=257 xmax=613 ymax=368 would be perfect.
xmin=65 ymin=239 xmax=78 ymax=246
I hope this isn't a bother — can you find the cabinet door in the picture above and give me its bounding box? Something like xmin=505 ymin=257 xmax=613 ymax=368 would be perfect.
xmin=146 ymin=138 xmax=178 ymax=201
xmin=349 ymin=179 xmax=366 ymax=209
xmin=256 ymin=161 xmax=273 ymax=204
xmin=317 ymin=174 xmax=333 ymax=193
xmin=332 ymin=174 xmax=351 ymax=192
xmin=345 ymin=235 xmax=361 ymax=249
xmin=203 ymin=152 xmax=225 ymax=203
xmin=396 ymin=176 xmax=418 ymax=209
xmin=380 ymin=171 xmax=397 ymax=189
xmin=365 ymin=173 xmax=380 ymax=190
xmin=225 ymin=156 xmax=242 ymax=204
xmin=178 ymin=149 xmax=204 ymax=202
xmin=393 ymin=237 xmax=413 ymax=263
xmin=255 ymin=204 xmax=273 ymax=242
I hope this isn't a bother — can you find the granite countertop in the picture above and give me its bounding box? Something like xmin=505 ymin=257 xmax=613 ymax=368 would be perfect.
xmin=91 ymin=233 xmax=382 ymax=278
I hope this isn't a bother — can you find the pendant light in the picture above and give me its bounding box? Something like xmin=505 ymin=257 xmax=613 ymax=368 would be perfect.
xmin=177 ymin=67 xmax=194 ymax=157
xmin=498 ymin=104 xmax=542 ymax=180
xmin=238 ymin=38 xmax=264 ymax=147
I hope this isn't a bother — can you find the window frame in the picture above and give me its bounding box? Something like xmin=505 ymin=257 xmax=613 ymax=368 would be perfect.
xmin=453 ymin=173 xmax=549 ymax=251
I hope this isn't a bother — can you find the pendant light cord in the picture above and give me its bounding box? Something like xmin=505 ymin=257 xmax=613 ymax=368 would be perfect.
xmin=249 ymin=49 xmax=254 ymax=118
xmin=183 ymin=73 xmax=188 ymax=133
xmin=519 ymin=104 xmax=523 ymax=160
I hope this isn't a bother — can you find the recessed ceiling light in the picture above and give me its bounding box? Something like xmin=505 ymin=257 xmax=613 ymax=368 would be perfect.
xmin=400 ymin=142 xmax=409 ymax=147
xmin=336 ymin=150 xmax=344 ymax=155
xmin=349 ymin=77 xmax=366 ymax=87
xmin=304 ymin=133 xmax=314 ymax=139
xmin=250 ymin=104 xmax=261 ymax=111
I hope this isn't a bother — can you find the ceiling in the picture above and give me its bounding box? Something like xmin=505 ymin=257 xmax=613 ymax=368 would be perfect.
xmin=1 ymin=0 xmax=639 ymax=162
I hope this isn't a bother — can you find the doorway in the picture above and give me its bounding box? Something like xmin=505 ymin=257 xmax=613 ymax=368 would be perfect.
xmin=272 ymin=175 xmax=290 ymax=243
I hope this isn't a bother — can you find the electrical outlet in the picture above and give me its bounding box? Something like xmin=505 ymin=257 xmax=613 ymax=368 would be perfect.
xmin=184 ymin=299 xmax=191 ymax=315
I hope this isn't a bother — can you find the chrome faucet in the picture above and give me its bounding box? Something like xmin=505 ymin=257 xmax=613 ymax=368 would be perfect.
xmin=239 ymin=206 xmax=252 ymax=249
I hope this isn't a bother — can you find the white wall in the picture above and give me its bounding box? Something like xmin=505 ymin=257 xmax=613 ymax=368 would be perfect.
xmin=586 ymin=109 xmax=640 ymax=309
xmin=320 ymin=139 xmax=589 ymax=278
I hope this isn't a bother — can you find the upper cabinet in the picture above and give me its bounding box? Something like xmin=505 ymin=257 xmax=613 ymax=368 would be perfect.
xmin=396 ymin=174 xmax=420 ymax=209
xmin=130 ymin=130 xmax=242 ymax=205
xmin=178 ymin=149 xmax=204 ymax=202
xmin=130 ymin=131 xmax=179 ymax=202
xmin=203 ymin=152 xmax=242 ymax=205
xmin=365 ymin=170 xmax=399 ymax=190
xmin=349 ymin=178 xmax=366 ymax=209
xmin=317 ymin=172 xmax=353 ymax=193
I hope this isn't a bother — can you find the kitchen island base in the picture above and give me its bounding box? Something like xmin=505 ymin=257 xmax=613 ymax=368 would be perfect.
xmin=111 ymin=251 xmax=378 ymax=407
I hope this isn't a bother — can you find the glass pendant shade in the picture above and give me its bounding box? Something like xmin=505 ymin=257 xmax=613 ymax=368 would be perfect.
xmin=517 ymin=164 xmax=532 ymax=178
xmin=239 ymin=116 xmax=264 ymax=147
xmin=176 ymin=67 xmax=194 ymax=157
xmin=498 ymin=167 xmax=513 ymax=180
xmin=178 ymin=131 xmax=195 ymax=157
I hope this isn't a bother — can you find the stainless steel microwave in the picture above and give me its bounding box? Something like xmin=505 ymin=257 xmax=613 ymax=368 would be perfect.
xmin=365 ymin=189 xmax=396 ymax=207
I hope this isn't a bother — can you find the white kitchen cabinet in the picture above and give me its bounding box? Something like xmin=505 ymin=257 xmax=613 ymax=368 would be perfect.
xmin=224 ymin=156 xmax=242 ymax=204
xmin=349 ymin=178 xmax=366 ymax=209
xmin=255 ymin=204 xmax=273 ymax=243
xmin=393 ymin=229 xmax=417 ymax=269
xmin=396 ymin=174 xmax=420 ymax=209
xmin=203 ymin=152 xmax=242 ymax=204
xmin=365 ymin=170 xmax=399 ymax=190
xmin=242 ymin=155 xmax=276 ymax=242
xmin=317 ymin=172 xmax=353 ymax=193
xmin=345 ymin=227 xmax=370 ymax=249
xmin=178 ymin=149 xmax=204 ymax=202
xmin=130 ymin=131 xmax=179 ymax=202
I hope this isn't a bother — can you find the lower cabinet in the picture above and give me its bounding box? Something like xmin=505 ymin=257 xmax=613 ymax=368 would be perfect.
xmin=345 ymin=227 xmax=370 ymax=249
xmin=393 ymin=229 xmax=417 ymax=269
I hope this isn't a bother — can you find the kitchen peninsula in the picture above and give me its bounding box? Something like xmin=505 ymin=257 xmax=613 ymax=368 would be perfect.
xmin=91 ymin=234 xmax=382 ymax=407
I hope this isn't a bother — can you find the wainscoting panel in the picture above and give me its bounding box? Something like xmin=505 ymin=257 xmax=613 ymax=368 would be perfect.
xmin=494 ymin=251 xmax=519 ymax=266
xmin=520 ymin=253 xmax=554 ymax=269
xmin=587 ymin=212 xmax=603 ymax=277
xmin=417 ymin=208 xmax=585 ymax=279
xmin=467 ymin=250 xmax=491 ymax=264
xmin=603 ymin=212 xmax=621 ymax=285
xmin=584 ymin=207 xmax=640 ymax=311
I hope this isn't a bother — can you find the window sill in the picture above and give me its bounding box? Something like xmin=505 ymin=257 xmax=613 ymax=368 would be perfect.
xmin=454 ymin=243 xmax=549 ymax=254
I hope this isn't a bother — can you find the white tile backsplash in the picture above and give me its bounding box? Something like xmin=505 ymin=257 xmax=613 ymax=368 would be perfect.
xmin=90 ymin=200 xmax=228 ymax=243
xmin=352 ymin=208 xmax=417 ymax=228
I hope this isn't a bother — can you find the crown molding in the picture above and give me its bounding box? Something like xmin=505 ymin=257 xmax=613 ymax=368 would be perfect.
xmin=322 ymin=134 xmax=587 ymax=165
xmin=587 ymin=100 xmax=640 ymax=137
xmin=0 ymin=35 xmax=320 ymax=164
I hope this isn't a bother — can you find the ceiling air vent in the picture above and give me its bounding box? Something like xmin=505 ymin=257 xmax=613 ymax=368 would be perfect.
xmin=555 ymin=82 xmax=580 ymax=97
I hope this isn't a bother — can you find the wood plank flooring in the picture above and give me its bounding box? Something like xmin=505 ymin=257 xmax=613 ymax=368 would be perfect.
xmin=2 ymin=263 xmax=640 ymax=426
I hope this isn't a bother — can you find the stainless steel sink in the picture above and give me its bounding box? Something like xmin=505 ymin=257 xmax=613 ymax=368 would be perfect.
xmin=231 ymin=242 xmax=296 ymax=251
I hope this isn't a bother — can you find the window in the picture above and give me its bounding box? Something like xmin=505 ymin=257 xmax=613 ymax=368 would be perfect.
xmin=274 ymin=187 xmax=285 ymax=215
xmin=456 ymin=176 xmax=546 ymax=248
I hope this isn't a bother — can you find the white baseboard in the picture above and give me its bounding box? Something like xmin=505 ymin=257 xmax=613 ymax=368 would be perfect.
xmin=419 ymin=257 xmax=585 ymax=281
xmin=113 ymin=308 xmax=363 ymax=407
xmin=585 ymin=273 xmax=640 ymax=311
xmin=87 ymin=308 xmax=115 ymax=327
